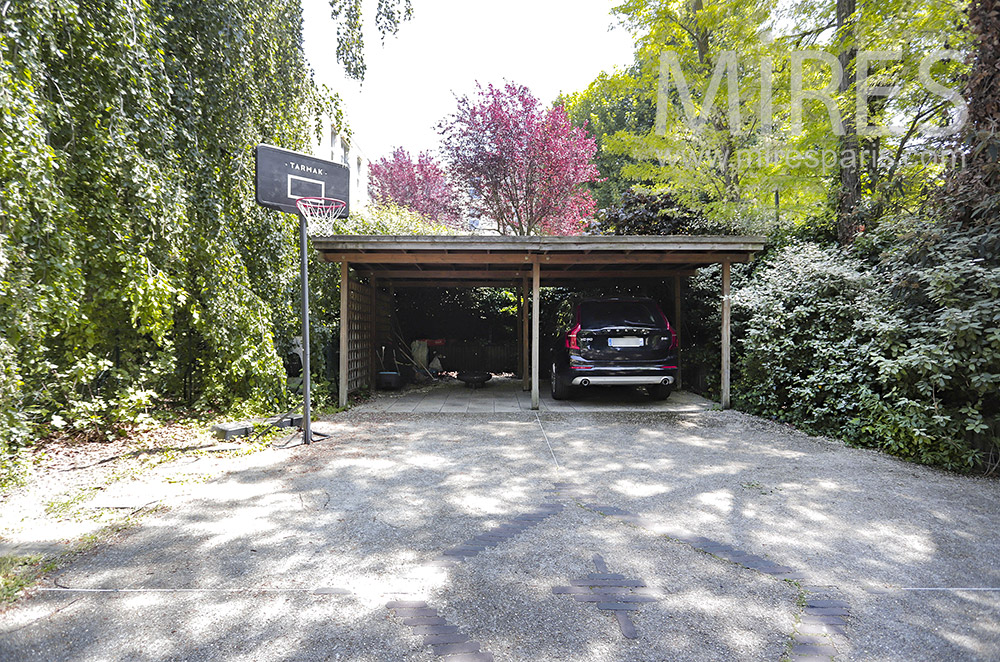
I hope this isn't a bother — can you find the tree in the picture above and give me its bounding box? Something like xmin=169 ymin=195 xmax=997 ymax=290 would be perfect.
xmin=942 ymin=0 xmax=1000 ymax=229
xmin=438 ymin=82 xmax=601 ymax=236
xmin=368 ymin=148 xmax=465 ymax=229
xmin=611 ymin=0 xmax=783 ymax=229
xmin=329 ymin=0 xmax=413 ymax=80
xmin=601 ymin=0 xmax=968 ymax=234
xmin=835 ymin=0 xmax=862 ymax=244
xmin=559 ymin=66 xmax=656 ymax=211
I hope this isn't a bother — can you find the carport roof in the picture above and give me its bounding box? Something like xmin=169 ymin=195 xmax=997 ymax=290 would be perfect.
xmin=313 ymin=234 xmax=766 ymax=286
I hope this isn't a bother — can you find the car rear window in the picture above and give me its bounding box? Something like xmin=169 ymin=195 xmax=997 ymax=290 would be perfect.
xmin=579 ymin=301 xmax=663 ymax=330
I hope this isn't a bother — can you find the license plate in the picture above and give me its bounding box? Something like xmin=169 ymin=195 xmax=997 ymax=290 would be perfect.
xmin=608 ymin=336 xmax=643 ymax=348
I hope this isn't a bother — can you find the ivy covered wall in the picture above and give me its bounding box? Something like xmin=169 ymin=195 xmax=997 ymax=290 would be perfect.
xmin=0 ymin=0 xmax=335 ymax=454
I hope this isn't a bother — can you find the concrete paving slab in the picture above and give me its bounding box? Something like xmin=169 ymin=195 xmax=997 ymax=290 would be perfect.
xmin=357 ymin=377 xmax=714 ymax=415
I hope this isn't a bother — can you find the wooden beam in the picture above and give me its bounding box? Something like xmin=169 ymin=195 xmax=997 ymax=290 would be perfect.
xmin=364 ymin=269 xmax=529 ymax=279
xmin=538 ymin=269 xmax=699 ymax=278
xmin=322 ymin=253 xmax=536 ymax=264
xmin=389 ymin=280 xmax=519 ymax=288
xmin=382 ymin=273 xmax=702 ymax=290
xmin=721 ymin=261 xmax=731 ymax=409
xmin=535 ymin=253 xmax=753 ymax=265
xmin=535 ymin=269 xmax=699 ymax=280
xmin=364 ymin=269 xmax=697 ymax=280
xmin=339 ymin=261 xmax=349 ymax=409
xmin=312 ymin=235 xmax=768 ymax=253
xmin=531 ymin=262 xmax=540 ymax=410
xmin=320 ymin=252 xmax=753 ymax=265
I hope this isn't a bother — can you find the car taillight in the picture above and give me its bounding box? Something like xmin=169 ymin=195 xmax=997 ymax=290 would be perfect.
xmin=657 ymin=306 xmax=678 ymax=350
xmin=565 ymin=323 xmax=581 ymax=350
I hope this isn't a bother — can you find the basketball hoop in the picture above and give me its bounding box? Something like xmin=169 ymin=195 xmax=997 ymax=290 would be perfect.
xmin=295 ymin=197 xmax=348 ymax=236
xmin=255 ymin=145 xmax=352 ymax=445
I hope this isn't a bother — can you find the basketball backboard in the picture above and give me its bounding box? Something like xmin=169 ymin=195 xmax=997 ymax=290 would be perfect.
xmin=255 ymin=144 xmax=350 ymax=215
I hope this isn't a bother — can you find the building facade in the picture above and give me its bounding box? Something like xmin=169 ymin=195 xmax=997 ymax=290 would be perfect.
xmin=316 ymin=114 xmax=370 ymax=215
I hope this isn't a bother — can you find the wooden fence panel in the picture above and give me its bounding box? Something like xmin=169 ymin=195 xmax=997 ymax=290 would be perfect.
xmin=347 ymin=277 xmax=373 ymax=394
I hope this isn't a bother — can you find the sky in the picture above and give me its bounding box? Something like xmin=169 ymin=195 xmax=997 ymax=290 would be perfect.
xmin=300 ymin=0 xmax=637 ymax=164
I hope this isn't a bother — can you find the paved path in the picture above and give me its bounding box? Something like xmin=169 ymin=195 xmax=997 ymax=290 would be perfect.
xmin=2 ymin=393 xmax=998 ymax=661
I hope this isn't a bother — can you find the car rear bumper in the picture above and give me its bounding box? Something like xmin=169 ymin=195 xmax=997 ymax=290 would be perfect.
xmin=570 ymin=374 xmax=676 ymax=387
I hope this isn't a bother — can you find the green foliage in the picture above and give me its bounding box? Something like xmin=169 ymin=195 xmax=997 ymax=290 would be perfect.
xmin=612 ymin=0 xmax=791 ymax=223
xmin=769 ymin=210 xmax=840 ymax=248
xmin=0 ymin=0 xmax=335 ymax=464
xmin=560 ymin=66 xmax=655 ymax=210
xmin=735 ymin=244 xmax=886 ymax=435
xmin=733 ymin=236 xmax=995 ymax=472
xmin=939 ymin=0 xmax=1000 ymax=231
xmin=1 ymin=555 xmax=45 ymax=603
xmin=868 ymin=220 xmax=1000 ymax=470
xmin=328 ymin=0 xmax=413 ymax=80
xmin=568 ymin=0 xmax=970 ymax=232
xmin=340 ymin=203 xmax=454 ymax=236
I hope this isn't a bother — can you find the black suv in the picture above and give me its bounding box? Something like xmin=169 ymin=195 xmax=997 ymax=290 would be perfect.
xmin=551 ymin=297 xmax=678 ymax=400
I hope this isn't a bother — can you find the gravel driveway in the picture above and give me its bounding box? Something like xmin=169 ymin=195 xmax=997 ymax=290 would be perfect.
xmin=2 ymin=387 xmax=998 ymax=661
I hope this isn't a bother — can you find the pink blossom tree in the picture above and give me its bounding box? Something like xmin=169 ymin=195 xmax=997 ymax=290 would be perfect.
xmin=438 ymin=82 xmax=600 ymax=236
xmin=368 ymin=148 xmax=465 ymax=229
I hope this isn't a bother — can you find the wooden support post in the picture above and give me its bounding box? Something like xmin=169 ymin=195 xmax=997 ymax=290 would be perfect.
xmin=339 ymin=261 xmax=349 ymax=409
xmin=531 ymin=262 xmax=540 ymax=410
xmin=369 ymin=278 xmax=379 ymax=388
xmin=673 ymin=275 xmax=683 ymax=390
xmin=522 ymin=276 xmax=530 ymax=392
xmin=721 ymin=261 xmax=731 ymax=409
xmin=516 ymin=280 xmax=524 ymax=380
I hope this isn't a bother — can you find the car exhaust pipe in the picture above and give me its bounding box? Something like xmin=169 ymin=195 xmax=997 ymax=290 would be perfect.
xmin=580 ymin=378 xmax=591 ymax=387
xmin=661 ymin=377 xmax=675 ymax=386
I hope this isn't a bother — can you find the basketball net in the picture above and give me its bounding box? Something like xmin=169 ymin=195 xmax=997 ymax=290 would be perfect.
xmin=295 ymin=197 xmax=348 ymax=236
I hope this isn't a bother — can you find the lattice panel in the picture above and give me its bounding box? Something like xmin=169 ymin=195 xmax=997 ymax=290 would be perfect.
xmin=347 ymin=278 xmax=373 ymax=394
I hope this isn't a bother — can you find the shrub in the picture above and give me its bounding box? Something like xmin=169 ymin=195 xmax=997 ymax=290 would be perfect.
xmin=734 ymin=244 xmax=887 ymax=437
xmin=336 ymin=203 xmax=453 ymax=236
xmin=867 ymin=221 xmax=1000 ymax=472
xmin=733 ymin=232 xmax=998 ymax=473
xmin=679 ymin=263 xmax=749 ymax=399
xmin=596 ymin=189 xmax=703 ymax=236
xmin=0 ymin=337 xmax=28 ymax=465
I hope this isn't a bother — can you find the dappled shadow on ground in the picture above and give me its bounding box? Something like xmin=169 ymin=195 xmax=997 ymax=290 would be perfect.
xmin=1 ymin=409 xmax=998 ymax=661
xmin=538 ymin=409 xmax=1000 ymax=661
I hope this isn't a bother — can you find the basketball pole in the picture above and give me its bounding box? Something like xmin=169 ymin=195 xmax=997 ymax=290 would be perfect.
xmin=298 ymin=210 xmax=312 ymax=445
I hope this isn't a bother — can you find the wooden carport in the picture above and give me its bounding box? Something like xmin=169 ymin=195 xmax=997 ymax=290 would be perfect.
xmin=311 ymin=235 xmax=766 ymax=411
